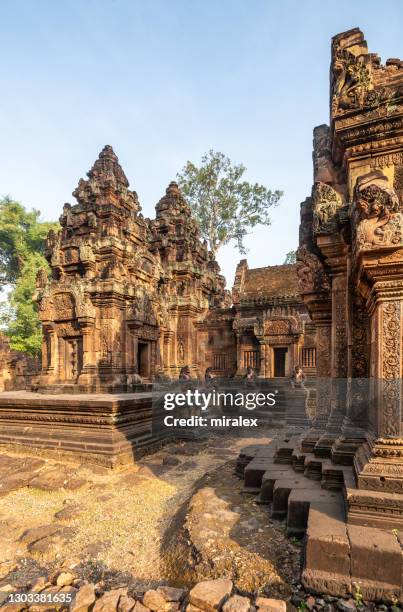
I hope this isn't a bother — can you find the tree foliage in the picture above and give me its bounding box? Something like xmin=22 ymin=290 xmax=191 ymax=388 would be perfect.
xmin=177 ymin=150 xmax=282 ymax=255
xmin=283 ymin=250 xmax=297 ymax=264
xmin=0 ymin=197 xmax=58 ymax=355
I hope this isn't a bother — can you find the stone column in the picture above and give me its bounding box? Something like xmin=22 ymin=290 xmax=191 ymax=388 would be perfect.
xmin=258 ymin=340 xmax=267 ymax=377
xmin=235 ymin=331 xmax=243 ymax=374
xmin=133 ymin=334 xmax=139 ymax=374
xmin=315 ymin=272 xmax=348 ymax=457
xmin=77 ymin=320 xmax=96 ymax=390
xmin=39 ymin=324 xmax=58 ymax=387
xmin=332 ymin=285 xmax=370 ymax=464
xmin=301 ymin=316 xmax=332 ymax=452
xmin=163 ymin=331 xmax=174 ymax=376
xmin=354 ymin=285 xmax=403 ymax=492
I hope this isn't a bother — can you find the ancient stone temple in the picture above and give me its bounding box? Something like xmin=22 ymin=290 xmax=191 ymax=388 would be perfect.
xmin=35 ymin=146 xmax=228 ymax=392
xmin=239 ymin=28 xmax=402 ymax=601
xmin=231 ymin=260 xmax=316 ymax=378
xmin=196 ymin=260 xmax=316 ymax=379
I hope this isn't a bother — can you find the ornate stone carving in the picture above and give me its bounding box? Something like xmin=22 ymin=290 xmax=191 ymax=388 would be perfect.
xmin=351 ymin=294 xmax=369 ymax=378
xmin=331 ymin=39 xmax=372 ymax=114
xmin=370 ymin=152 xmax=403 ymax=170
xmin=312 ymin=181 xmax=343 ymax=234
xmin=380 ymin=301 xmax=402 ymax=437
xmin=265 ymin=319 xmax=291 ymax=335
xmin=296 ymin=246 xmax=331 ymax=294
xmin=353 ymin=171 xmax=402 ymax=251
xmin=53 ymin=293 xmax=75 ymax=321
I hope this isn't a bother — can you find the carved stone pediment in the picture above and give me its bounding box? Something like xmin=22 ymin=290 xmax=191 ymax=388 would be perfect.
xmin=44 ymin=286 xmax=96 ymax=322
xmin=53 ymin=293 xmax=75 ymax=321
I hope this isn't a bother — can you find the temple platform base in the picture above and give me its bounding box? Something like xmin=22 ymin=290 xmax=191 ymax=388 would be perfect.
xmin=0 ymin=390 xmax=160 ymax=468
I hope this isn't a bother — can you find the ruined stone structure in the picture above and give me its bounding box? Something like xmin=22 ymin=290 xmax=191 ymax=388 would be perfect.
xmin=0 ymin=334 xmax=39 ymax=391
xmin=35 ymin=146 xmax=228 ymax=392
xmin=239 ymin=28 xmax=403 ymax=601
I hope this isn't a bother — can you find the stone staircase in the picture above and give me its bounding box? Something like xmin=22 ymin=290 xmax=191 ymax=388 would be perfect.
xmin=237 ymin=435 xmax=403 ymax=602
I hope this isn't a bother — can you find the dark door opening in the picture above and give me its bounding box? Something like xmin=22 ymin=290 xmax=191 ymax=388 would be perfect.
xmin=273 ymin=347 xmax=287 ymax=377
xmin=137 ymin=342 xmax=150 ymax=377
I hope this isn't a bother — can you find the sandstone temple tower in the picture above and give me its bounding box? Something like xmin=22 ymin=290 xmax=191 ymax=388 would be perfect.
xmin=35 ymin=146 xmax=228 ymax=392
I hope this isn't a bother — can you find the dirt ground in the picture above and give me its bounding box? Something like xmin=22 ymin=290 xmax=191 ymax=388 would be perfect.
xmin=0 ymin=431 xmax=301 ymax=596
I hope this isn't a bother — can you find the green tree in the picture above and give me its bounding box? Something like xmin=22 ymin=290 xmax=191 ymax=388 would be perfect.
xmin=0 ymin=197 xmax=58 ymax=355
xmin=283 ymin=250 xmax=296 ymax=264
xmin=177 ymin=150 xmax=282 ymax=255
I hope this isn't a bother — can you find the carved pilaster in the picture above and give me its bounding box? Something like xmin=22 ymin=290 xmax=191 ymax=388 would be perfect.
xmin=354 ymin=278 xmax=403 ymax=492
xmin=301 ymin=318 xmax=332 ymax=452
xmin=313 ymin=231 xmax=349 ymax=458
xmin=332 ymin=290 xmax=370 ymax=464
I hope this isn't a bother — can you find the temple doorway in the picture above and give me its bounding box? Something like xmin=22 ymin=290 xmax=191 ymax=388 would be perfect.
xmin=273 ymin=347 xmax=287 ymax=377
xmin=61 ymin=337 xmax=83 ymax=381
xmin=137 ymin=341 xmax=150 ymax=377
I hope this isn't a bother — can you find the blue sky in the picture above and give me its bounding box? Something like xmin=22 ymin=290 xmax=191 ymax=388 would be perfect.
xmin=1 ymin=0 xmax=402 ymax=286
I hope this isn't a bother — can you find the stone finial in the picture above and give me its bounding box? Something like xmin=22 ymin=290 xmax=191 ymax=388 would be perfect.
xmin=155 ymin=180 xmax=191 ymax=218
xmin=165 ymin=181 xmax=181 ymax=196
xmin=72 ymin=145 xmax=140 ymax=212
xmin=87 ymin=145 xmax=129 ymax=188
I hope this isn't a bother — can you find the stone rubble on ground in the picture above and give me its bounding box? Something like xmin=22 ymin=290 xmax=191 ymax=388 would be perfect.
xmin=0 ymin=574 xmax=400 ymax=611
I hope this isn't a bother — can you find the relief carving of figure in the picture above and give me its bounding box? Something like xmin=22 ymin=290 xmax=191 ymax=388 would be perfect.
xmin=79 ymin=243 xmax=95 ymax=263
xmin=177 ymin=337 xmax=185 ymax=363
xmin=296 ymin=246 xmax=331 ymax=294
xmin=332 ymin=48 xmax=371 ymax=113
xmin=353 ymin=171 xmax=402 ymax=251
xmin=312 ymin=181 xmax=343 ymax=234
xmin=102 ymin=260 xmax=126 ymax=280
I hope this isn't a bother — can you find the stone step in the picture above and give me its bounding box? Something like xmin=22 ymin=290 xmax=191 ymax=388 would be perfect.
xmin=259 ymin=467 xmax=297 ymax=503
xmin=273 ymin=438 xmax=299 ymax=465
xmin=244 ymin=457 xmax=276 ymax=488
xmin=320 ymin=459 xmax=352 ymax=490
xmin=347 ymin=523 xmax=402 ymax=601
xmin=240 ymin=439 xmax=403 ymax=601
xmin=303 ymin=505 xmax=402 ymax=602
xmin=286 ymin=488 xmax=341 ymax=536
xmin=271 ymin=478 xmax=321 ymax=519
xmin=235 ymin=443 xmax=276 ymax=476
xmin=302 ymin=500 xmax=352 ymax=597
xmin=291 ymin=451 xmax=306 ymax=473
xmin=303 ymin=453 xmax=323 ymax=480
